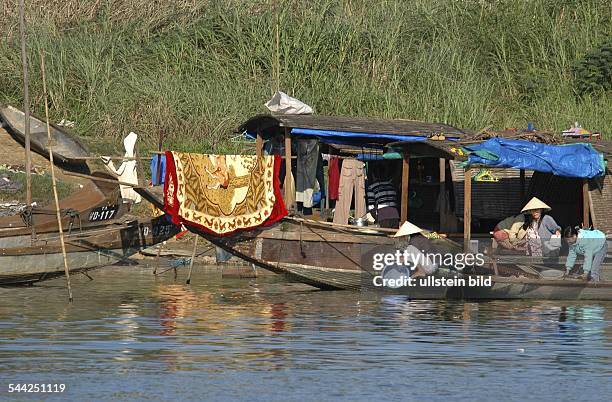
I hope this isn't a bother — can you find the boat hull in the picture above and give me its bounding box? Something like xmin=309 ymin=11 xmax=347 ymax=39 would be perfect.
xmin=0 ymin=215 xmax=179 ymax=286
xmin=192 ymin=219 xmax=612 ymax=301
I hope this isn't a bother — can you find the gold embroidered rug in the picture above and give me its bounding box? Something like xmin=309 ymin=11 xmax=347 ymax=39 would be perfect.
xmin=164 ymin=152 xmax=287 ymax=235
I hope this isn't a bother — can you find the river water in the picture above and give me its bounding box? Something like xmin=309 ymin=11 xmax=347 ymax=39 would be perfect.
xmin=1 ymin=264 xmax=611 ymax=401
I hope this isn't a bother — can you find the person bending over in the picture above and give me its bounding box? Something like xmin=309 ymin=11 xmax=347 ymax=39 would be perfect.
xmin=563 ymin=226 xmax=608 ymax=282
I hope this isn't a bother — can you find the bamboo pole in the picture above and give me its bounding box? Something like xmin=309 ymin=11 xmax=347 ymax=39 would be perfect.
xmin=40 ymin=51 xmax=73 ymax=302
xmin=19 ymin=0 xmax=32 ymax=206
xmin=186 ymin=236 xmax=199 ymax=285
xmin=62 ymin=171 xmax=144 ymax=188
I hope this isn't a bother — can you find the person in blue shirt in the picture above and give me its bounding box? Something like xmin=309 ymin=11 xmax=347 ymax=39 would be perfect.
xmin=563 ymin=226 xmax=608 ymax=282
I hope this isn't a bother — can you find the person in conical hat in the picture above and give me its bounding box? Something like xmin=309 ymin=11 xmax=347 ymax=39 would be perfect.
xmin=389 ymin=221 xmax=439 ymax=277
xmin=391 ymin=221 xmax=423 ymax=238
xmin=520 ymin=197 xmax=561 ymax=257
xmin=521 ymin=197 xmax=551 ymax=213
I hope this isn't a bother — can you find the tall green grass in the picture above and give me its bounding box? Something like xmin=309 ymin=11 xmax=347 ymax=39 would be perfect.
xmin=0 ymin=0 xmax=610 ymax=153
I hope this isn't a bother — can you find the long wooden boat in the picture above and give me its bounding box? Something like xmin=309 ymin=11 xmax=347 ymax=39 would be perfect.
xmin=0 ymin=173 xmax=127 ymax=238
xmin=0 ymin=104 xmax=90 ymax=171
xmin=136 ymin=180 xmax=612 ymax=300
xmin=0 ymin=214 xmax=179 ymax=285
xmin=211 ymin=221 xmax=612 ymax=300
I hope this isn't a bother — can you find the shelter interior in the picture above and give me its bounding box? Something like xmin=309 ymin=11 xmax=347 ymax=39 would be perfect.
xmin=239 ymin=114 xmax=611 ymax=248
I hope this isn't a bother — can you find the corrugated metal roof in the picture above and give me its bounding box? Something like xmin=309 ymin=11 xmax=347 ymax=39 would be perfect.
xmin=237 ymin=114 xmax=472 ymax=139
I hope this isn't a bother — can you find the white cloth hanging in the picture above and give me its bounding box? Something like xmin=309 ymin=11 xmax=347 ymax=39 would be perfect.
xmin=101 ymin=132 xmax=141 ymax=203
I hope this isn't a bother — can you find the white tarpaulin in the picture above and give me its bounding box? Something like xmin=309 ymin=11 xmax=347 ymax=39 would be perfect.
xmin=265 ymin=91 xmax=313 ymax=114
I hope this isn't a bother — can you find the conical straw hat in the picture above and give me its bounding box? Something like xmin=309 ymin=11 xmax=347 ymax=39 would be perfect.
xmin=521 ymin=197 xmax=551 ymax=213
xmin=391 ymin=221 xmax=423 ymax=237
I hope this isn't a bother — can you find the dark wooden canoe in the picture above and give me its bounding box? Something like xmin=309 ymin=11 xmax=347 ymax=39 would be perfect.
xmin=0 ymin=214 xmax=179 ymax=286
xmin=134 ymin=187 xmax=612 ymax=300
xmin=0 ymin=105 xmax=90 ymax=171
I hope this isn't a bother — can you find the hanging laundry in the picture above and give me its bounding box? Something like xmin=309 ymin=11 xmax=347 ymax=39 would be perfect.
xmin=328 ymin=156 xmax=340 ymax=201
xmin=101 ymin=132 xmax=141 ymax=203
xmin=150 ymin=154 xmax=166 ymax=186
xmin=163 ymin=152 xmax=287 ymax=236
xmin=315 ymin=153 xmax=326 ymax=203
xmin=333 ymin=158 xmax=366 ymax=224
xmin=295 ymin=139 xmax=319 ymax=214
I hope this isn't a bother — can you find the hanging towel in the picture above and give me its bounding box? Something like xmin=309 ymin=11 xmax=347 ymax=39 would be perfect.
xmin=101 ymin=132 xmax=141 ymax=203
xmin=328 ymin=156 xmax=340 ymax=201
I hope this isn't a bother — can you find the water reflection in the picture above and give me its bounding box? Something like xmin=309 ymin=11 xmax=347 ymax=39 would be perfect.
xmin=0 ymin=265 xmax=610 ymax=399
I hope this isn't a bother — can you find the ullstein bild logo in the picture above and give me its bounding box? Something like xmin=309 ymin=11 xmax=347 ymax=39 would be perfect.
xmin=368 ymin=247 xmax=489 ymax=289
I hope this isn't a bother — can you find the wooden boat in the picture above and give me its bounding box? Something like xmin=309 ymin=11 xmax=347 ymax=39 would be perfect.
xmin=137 ymin=114 xmax=612 ymax=301
xmin=0 ymin=214 xmax=179 ymax=285
xmin=0 ymin=172 xmax=127 ymax=238
xmin=0 ymin=104 xmax=90 ymax=171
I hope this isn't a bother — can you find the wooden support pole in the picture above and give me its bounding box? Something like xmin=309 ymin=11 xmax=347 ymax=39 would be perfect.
xmin=463 ymin=167 xmax=472 ymax=252
xmin=134 ymin=143 xmax=145 ymax=188
xmin=439 ymin=158 xmax=446 ymax=231
xmin=186 ymin=236 xmax=199 ymax=285
xmin=19 ymin=0 xmax=32 ymax=207
xmin=256 ymin=130 xmax=263 ymax=158
xmin=284 ymin=128 xmax=292 ymax=209
xmin=153 ymin=243 xmax=162 ymax=275
xmin=400 ymin=153 xmax=410 ymax=223
xmin=41 ymin=51 xmax=73 ymax=303
xmin=582 ymin=179 xmax=590 ymax=228
xmin=520 ymin=169 xmax=526 ymax=204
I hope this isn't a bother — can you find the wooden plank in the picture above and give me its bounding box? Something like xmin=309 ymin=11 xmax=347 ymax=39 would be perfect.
xmin=464 ymin=167 xmax=472 ymax=251
xmin=583 ymin=179 xmax=590 ymax=228
xmin=439 ymin=158 xmax=446 ymax=230
xmin=401 ymin=153 xmax=410 ymax=223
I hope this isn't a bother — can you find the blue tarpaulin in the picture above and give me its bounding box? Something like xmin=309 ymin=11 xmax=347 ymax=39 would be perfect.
xmin=291 ymin=128 xmax=432 ymax=142
xmin=463 ymin=138 xmax=606 ymax=178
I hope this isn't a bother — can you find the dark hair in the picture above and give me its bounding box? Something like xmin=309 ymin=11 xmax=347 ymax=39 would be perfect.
xmin=563 ymin=226 xmax=580 ymax=238
xmin=522 ymin=212 xmax=545 ymax=231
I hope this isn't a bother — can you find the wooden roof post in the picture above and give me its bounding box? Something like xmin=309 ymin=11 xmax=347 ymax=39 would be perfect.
xmin=583 ymin=179 xmax=590 ymax=228
xmin=439 ymin=158 xmax=446 ymax=231
xmin=464 ymin=167 xmax=472 ymax=251
xmin=520 ymin=169 xmax=526 ymax=204
xmin=284 ymin=128 xmax=293 ymax=210
xmin=401 ymin=152 xmax=410 ymax=223
xmin=256 ymin=130 xmax=263 ymax=158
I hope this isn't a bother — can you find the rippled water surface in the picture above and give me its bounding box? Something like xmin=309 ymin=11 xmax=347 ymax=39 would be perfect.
xmin=1 ymin=265 xmax=611 ymax=401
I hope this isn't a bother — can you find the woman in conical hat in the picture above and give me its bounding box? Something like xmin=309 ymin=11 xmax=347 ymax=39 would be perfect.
xmin=389 ymin=221 xmax=441 ymax=277
xmin=521 ymin=197 xmax=561 ymax=257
